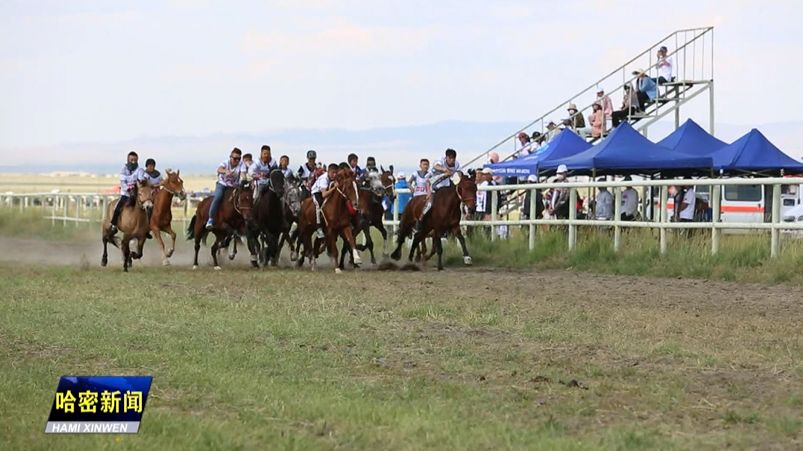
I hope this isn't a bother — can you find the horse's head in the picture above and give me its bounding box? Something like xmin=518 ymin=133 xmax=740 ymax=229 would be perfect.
xmin=163 ymin=169 xmax=186 ymax=200
xmin=283 ymin=176 xmax=303 ymax=218
xmin=269 ymin=169 xmax=285 ymax=197
xmin=236 ymin=181 xmax=255 ymax=221
xmin=379 ymin=169 xmax=396 ymax=203
xmin=336 ymin=169 xmax=360 ymax=210
xmin=455 ymin=172 xmax=477 ymax=215
xmin=136 ymin=180 xmax=155 ymax=210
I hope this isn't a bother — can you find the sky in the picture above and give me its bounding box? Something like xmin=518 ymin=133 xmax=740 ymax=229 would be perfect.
xmin=1 ymin=0 xmax=802 ymax=170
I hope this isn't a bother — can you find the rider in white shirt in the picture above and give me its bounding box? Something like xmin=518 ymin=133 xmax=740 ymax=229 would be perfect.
xmin=205 ymin=148 xmax=247 ymax=230
xmin=407 ymin=159 xmax=432 ymax=198
xmin=310 ymin=163 xmax=340 ymax=239
xmin=109 ymin=150 xmax=141 ymax=234
xmin=138 ymin=158 xmax=162 ymax=188
xmin=416 ymin=148 xmax=460 ymax=232
xmin=250 ymin=145 xmax=278 ymax=202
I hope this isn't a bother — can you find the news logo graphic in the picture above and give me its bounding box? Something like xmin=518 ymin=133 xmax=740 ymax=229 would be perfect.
xmin=45 ymin=376 xmax=153 ymax=434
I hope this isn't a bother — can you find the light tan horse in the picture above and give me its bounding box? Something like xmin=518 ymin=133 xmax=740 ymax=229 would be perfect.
xmin=101 ymin=181 xmax=155 ymax=272
xmin=149 ymin=169 xmax=186 ymax=265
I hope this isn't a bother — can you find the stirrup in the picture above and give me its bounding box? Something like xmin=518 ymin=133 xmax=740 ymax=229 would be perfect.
xmin=205 ymin=219 xmax=214 ymax=230
xmin=109 ymin=224 xmax=118 ymax=234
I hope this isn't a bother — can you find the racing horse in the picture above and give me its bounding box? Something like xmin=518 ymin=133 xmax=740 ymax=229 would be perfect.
xmin=340 ymin=168 xmax=395 ymax=267
xmin=390 ymin=172 xmax=477 ymax=270
xmin=187 ymin=181 xmax=255 ymax=270
xmin=295 ymin=168 xmax=361 ymax=273
xmin=148 ymin=169 xmax=186 ymax=266
xmin=101 ymin=181 xmax=155 ymax=272
xmin=277 ymin=175 xmax=306 ymax=262
xmin=248 ymin=170 xmax=287 ymax=267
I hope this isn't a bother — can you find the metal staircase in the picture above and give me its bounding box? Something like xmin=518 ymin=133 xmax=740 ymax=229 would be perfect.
xmin=463 ymin=27 xmax=716 ymax=170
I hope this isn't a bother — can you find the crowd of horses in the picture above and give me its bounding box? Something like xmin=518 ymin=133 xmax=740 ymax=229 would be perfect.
xmin=99 ymin=167 xmax=479 ymax=272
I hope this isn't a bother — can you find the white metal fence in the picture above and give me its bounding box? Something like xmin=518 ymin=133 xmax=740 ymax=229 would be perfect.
xmin=4 ymin=176 xmax=803 ymax=258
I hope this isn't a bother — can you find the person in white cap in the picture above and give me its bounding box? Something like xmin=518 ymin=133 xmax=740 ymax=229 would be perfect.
xmin=549 ymin=164 xmax=571 ymax=219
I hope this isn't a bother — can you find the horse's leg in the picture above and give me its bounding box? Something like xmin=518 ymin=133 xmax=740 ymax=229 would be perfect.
xmin=363 ymin=226 xmax=376 ymax=264
xmin=435 ymin=229 xmax=445 ymax=271
xmin=211 ymin=233 xmax=223 ymax=270
xmin=121 ymin=236 xmax=131 ymax=272
xmin=101 ymin=236 xmax=109 ymax=267
xmin=153 ymin=227 xmax=169 ymax=265
xmin=228 ymin=235 xmax=238 ymax=260
xmin=343 ymin=226 xmax=361 ymax=266
xmin=326 ymin=232 xmax=341 ymax=273
xmin=408 ymin=232 xmax=422 ymax=263
xmin=166 ymin=225 xmax=177 ymax=258
xmin=289 ymin=227 xmax=300 ymax=261
xmin=134 ymin=234 xmax=147 ymax=261
xmin=454 ymin=226 xmax=472 ymax=265
xmin=377 ymin=222 xmax=389 ymax=256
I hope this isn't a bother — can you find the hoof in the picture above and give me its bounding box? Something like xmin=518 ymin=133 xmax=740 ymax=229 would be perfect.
xmin=162 ymin=259 xmax=171 ymax=266
xmin=166 ymin=249 xmax=175 ymax=258
xmin=100 ymin=258 xmax=107 ymax=267
xmin=228 ymin=254 xmax=236 ymax=261
xmin=192 ymin=265 xmax=198 ymax=270
xmin=131 ymin=252 xmax=140 ymax=260
xmin=334 ymin=268 xmax=342 ymax=274
xmin=463 ymin=256 xmax=473 ymax=266
xmin=214 ymin=266 xmax=222 ymax=271
xmin=353 ymin=253 xmax=362 ymax=265
xmin=250 ymin=261 xmax=259 ymax=268
xmin=290 ymin=252 xmax=298 ymax=261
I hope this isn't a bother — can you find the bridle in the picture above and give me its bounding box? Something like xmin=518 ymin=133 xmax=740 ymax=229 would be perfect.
xmin=335 ymin=179 xmax=360 ymax=205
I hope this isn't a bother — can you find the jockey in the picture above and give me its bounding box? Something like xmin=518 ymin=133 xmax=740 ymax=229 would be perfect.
xmin=279 ymin=155 xmax=293 ymax=179
xmin=415 ymin=148 xmax=460 ymax=232
xmin=408 ymin=158 xmax=432 ymax=198
xmin=242 ymin=153 xmax=253 ymax=172
xmin=109 ymin=151 xmax=141 ymax=234
xmin=310 ymin=163 xmax=340 ymax=239
xmin=297 ymin=150 xmax=318 ymax=186
xmin=348 ymin=153 xmax=364 ymax=177
xmin=205 ymin=147 xmax=247 ymax=230
xmin=139 ymin=158 xmax=162 ymax=188
xmin=365 ymin=156 xmax=378 ymax=174
xmin=250 ymin=145 xmax=278 ymax=202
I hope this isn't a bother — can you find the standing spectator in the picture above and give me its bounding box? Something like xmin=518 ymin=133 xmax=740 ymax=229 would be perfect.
xmin=621 ymin=176 xmax=639 ymax=221
xmin=656 ymin=46 xmax=674 ymax=84
xmin=589 ymin=103 xmax=606 ymax=139
xmin=596 ymin=87 xmax=614 ymax=121
xmin=632 ymin=69 xmax=657 ymax=110
xmin=612 ymin=84 xmax=641 ymax=127
xmin=520 ymin=174 xmax=543 ymax=220
xmin=394 ymin=171 xmax=410 ymax=217
xmin=678 ymin=182 xmax=696 ymax=223
xmin=549 ymin=165 xmax=571 ymax=219
xmin=595 ymin=179 xmax=614 ymax=220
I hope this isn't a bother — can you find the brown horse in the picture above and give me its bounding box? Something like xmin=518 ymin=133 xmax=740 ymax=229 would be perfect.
xmin=149 ymin=169 xmax=186 ymax=266
xmin=390 ymin=172 xmax=477 ymax=270
xmin=101 ymin=181 xmax=155 ymax=272
xmin=296 ymin=168 xmax=361 ymax=273
xmin=187 ymin=182 xmax=254 ymax=270
xmin=341 ymin=169 xmax=395 ymax=266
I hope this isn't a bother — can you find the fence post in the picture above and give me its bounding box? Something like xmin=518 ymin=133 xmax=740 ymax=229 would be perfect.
xmin=568 ymin=188 xmax=577 ymax=251
xmin=659 ymin=186 xmax=668 ymax=255
xmin=613 ymin=186 xmax=622 ymax=252
xmin=51 ymin=196 xmax=56 ymax=226
xmin=711 ymin=184 xmax=721 ymax=255
xmin=490 ymin=190 xmax=498 ymax=242
xmin=771 ymin=183 xmax=781 ymax=258
xmin=63 ymin=196 xmax=68 ymax=226
xmin=528 ymin=187 xmax=536 ymax=251
xmin=75 ymin=196 xmax=81 ymax=226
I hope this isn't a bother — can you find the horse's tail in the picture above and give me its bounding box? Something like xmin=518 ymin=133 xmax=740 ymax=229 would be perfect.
xmin=186 ymin=215 xmax=196 ymax=240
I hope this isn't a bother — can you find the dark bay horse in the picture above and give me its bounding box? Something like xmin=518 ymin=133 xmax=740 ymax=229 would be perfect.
xmin=296 ymin=168 xmax=361 ymax=273
xmin=248 ymin=170 xmax=286 ymax=267
xmin=101 ymin=181 xmax=155 ymax=272
xmin=149 ymin=169 xmax=186 ymax=266
xmin=277 ymin=175 xmax=306 ymax=262
xmin=340 ymin=169 xmax=395 ymax=266
xmin=390 ymin=172 xmax=477 ymax=270
xmin=187 ymin=182 xmax=254 ymax=270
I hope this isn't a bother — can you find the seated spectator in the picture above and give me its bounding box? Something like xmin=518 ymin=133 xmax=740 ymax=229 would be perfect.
xmin=589 ymin=103 xmax=606 ymax=139
xmin=656 ymin=46 xmax=674 ymax=84
xmin=621 ymin=176 xmax=639 ymax=221
xmin=531 ymin=131 xmax=545 ymax=146
xmin=595 ymin=179 xmax=614 ymax=220
xmin=596 ymin=87 xmax=614 ymax=121
xmin=562 ymin=103 xmax=586 ymax=131
xmin=632 ymin=69 xmax=657 ymax=110
xmin=516 ymin=132 xmax=533 ymax=158
xmin=545 ymin=121 xmax=560 ymax=142
xmin=611 ymin=84 xmax=641 ymax=127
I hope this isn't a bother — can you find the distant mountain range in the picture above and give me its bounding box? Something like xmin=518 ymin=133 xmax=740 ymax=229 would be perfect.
xmin=1 ymin=120 xmax=801 ymax=175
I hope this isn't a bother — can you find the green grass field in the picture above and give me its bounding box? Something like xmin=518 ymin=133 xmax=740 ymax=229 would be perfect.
xmin=1 ymin=265 xmax=801 ymax=450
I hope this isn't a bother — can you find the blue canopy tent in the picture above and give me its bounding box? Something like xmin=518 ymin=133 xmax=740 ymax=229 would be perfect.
xmin=542 ymin=123 xmax=712 ymax=175
xmin=484 ymin=129 xmax=591 ymax=176
xmin=657 ymin=119 xmax=727 ymax=155
xmin=709 ymin=129 xmax=803 ymax=174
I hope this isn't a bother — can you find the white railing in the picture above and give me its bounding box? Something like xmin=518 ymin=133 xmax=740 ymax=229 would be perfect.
xmin=4 ymin=176 xmax=802 ymax=259
xmin=385 ymin=176 xmax=803 ymax=259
